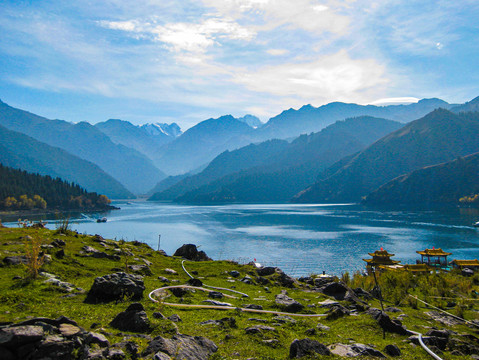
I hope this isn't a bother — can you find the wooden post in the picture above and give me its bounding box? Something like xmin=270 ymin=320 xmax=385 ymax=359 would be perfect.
xmin=157 ymin=234 xmax=161 ymax=251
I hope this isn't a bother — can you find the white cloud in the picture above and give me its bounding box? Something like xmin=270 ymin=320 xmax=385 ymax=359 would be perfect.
xmin=369 ymin=97 xmax=420 ymax=105
xmin=266 ymin=48 xmax=289 ymax=56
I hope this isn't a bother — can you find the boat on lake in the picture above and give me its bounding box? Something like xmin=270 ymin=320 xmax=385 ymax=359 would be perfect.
xmin=96 ymin=217 xmax=107 ymax=223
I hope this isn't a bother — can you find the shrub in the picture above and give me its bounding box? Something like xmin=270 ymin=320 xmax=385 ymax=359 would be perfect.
xmin=24 ymin=235 xmax=45 ymax=279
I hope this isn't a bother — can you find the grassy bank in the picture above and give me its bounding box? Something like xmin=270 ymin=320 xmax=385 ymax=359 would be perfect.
xmin=1 ymin=225 xmax=478 ymax=359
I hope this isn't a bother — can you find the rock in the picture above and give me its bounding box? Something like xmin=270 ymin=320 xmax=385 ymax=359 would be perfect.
xmin=408 ymin=335 xmax=448 ymax=350
xmin=208 ymin=291 xmax=223 ymax=299
xmin=244 ymin=304 xmax=263 ymax=310
xmin=462 ymin=268 xmax=474 ymax=277
xmin=384 ymin=344 xmax=401 ymax=356
xmin=384 ymin=306 xmax=402 ymax=313
xmin=353 ymin=287 xmax=373 ymax=299
xmin=298 ymin=276 xmax=314 ymax=285
xmin=426 ymin=311 xmax=463 ymax=326
xmin=317 ymin=323 xmax=330 ymax=331
xmin=256 ymin=267 xmax=276 ymax=276
xmin=170 ymin=287 xmax=189 ymax=297
xmin=173 ymin=244 xmax=211 ymax=261
xmin=318 ymin=299 xmax=340 ymax=308
xmin=326 ymin=304 xmax=350 ymax=320
xmin=275 ymin=294 xmax=304 ymax=313
xmin=426 ymin=329 xmax=450 ymax=340
xmin=277 ymin=270 xmax=297 ymax=287
xmin=255 ymin=276 xmax=270 ymax=285
xmin=263 ymin=339 xmax=280 ymax=347
xmin=110 ymin=303 xmax=151 ymax=333
xmin=2 ymin=256 xmax=28 ymax=266
xmin=202 ymin=300 xmax=233 ymax=307
xmin=153 ymin=312 xmax=166 ymax=319
xmin=229 ymin=270 xmax=240 ymax=278
xmin=0 ymin=325 xmax=44 ymax=347
xmin=44 ymin=277 xmax=77 ymax=292
xmin=112 ymin=341 xmax=138 ymax=359
xmin=108 ymin=348 xmax=126 ymax=359
xmin=55 ymin=249 xmax=65 ymax=259
xmin=58 ymin=323 xmax=81 ymax=337
xmin=86 ymin=332 xmax=110 ymax=347
xmin=199 ymin=317 xmax=236 ymax=327
xmin=241 ymin=276 xmax=254 ymax=284
xmin=31 ymin=335 xmax=75 ymax=359
xmin=168 ymin=314 xmax=182 ymax=323
xmin=367 ymin=308 xmax=409 ymax=335
xmin=143 ymin=334 xmax=217 ymax=360
xmin=164 ymin=268 xmax=177 ymax=275
xmin=289 ymin=338 xmax=331 ymax=358
xmin=157 ymin=276 xmax=170 ymax=283
xmin=188 ymin=278 xmax=203 ymax=287
xmin=245 ymin=325 xmax=276 ymax=334
xmin=272 ymin=316 xmax=296 ymax=324
xmin=85 ymin=272 xmax=145 ymax=303
xmin=128 ymin=265 xmax=152 ymax=276
xmin=51 ymin=239 xmax=66 ymax=247
xmin=82 ymin=245 xmax=98 ymax=253
xmin=321 ymin=282 xmax=363 ymax=304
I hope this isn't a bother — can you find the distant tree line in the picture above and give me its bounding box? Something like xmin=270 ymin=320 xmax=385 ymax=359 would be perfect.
xmin=0 ymin=163 xmax=111 ymax=210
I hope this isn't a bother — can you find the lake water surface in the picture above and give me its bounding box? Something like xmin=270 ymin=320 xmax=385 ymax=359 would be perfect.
xmin=6 ymin=201 xmax=479 ymax=276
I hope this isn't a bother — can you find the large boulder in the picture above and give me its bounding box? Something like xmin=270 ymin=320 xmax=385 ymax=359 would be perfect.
xmin=142 ymin=334 xmax=217 ymax=360
xmin=275 ymin=294 xmax=304 ymax=313
xmin=367 ymin=308 xmax=410 ymax=335
xmin=110 ymin=303 xmax=150 ymax=333
xmin=173 ymin=244 xmax=211 ymax=261
xmin=85 ymin=272 xmax=145 ymax=303
xmin=289 ymin=338 xmax=331 ymax=358
xmin=329 ymin=343 xmax=385 ymax=358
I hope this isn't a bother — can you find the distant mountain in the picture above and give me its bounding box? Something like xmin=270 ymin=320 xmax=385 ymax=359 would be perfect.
xmin=170 ymin=116 xmax=402 ymax=203
xmin=149 ymin=139 xmax=289 ymax=201
xmin=294 ymin=109 xmax=479 ymax=203
xmin=155 ymin=115 xmax=255 ymax=174
xmin=363 ymin=152 xmax=479 ymax=206
xmin=0 ymin=164 xmax=115 ymax=210
xmin=237 ymin=115 xmax=263 ymax=128
xmin=0 ymin=100 xmax=164 ymax=194
xmin=0 ymin=124 xmax=133 ymax=199
xmin=255 ymin=98 xmax=452 ymax=141
xmin=451 ymin=96 xmax=479 ymax=113
xmin=95 ymin=119 xmax=176 ymax=169
xmin=141 ymin=122 xmax=182 ymax=138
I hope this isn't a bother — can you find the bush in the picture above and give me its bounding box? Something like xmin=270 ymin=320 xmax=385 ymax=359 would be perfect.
xmin=24 ymin=235 xmax=45 ymax=279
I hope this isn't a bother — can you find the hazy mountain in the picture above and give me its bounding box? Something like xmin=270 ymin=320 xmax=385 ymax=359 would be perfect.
xmin=141 ymin=122 xmax=182 ymax=138
xmin=0 ymin=100 xmax=164 ymax=194
xmin=149 ymin=139 xmax=289 ymax=201
xmin=237 ymin=115 xmax=263 ymax=128
xmin=294 ymin=109 xmax=479 ymax=203
xmin=451 ymin=95 xmax=479 ymax=113
xmin=0 ymin=124 xmax=133 ymax=199
xmin=363 ymin=152 xmax=479 ymax=206
xmin=255 ymin=98 xmax=451 ymax=141
xmin=95 ymin=119 xmax=175 ymax=169
xmin=171 ymin=116 xmax=402 ymax=203
xmin=155 ymin=115 xmax=255 ymax=174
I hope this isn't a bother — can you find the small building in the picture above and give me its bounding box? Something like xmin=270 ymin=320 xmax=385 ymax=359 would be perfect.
xmin=416 ymin=248 xmax=451 ymax=268
xmin=399 ymin=264 xmax=431 ymax=273
xmin=363 ymin=248 xmax=400 ymax=273
xmin=450 ymin=259 xmax=479 ymax=271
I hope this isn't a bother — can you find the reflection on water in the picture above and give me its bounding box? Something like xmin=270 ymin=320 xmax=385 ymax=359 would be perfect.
xmin=4 ymin=201 xmax=479 ymax=276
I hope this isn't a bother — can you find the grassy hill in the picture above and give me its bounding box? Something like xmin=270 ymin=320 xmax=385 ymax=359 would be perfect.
xmin=0 ymin=226 xmax=478 ymax=358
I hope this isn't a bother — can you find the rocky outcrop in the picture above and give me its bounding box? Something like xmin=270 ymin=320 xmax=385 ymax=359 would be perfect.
xmin=289 ymin=338 xmax=331 ymax=358
xmin=275 ymin=294 xmax=304 ymax=313
xmin=109 ymin=303 xmax=151 ymax=333
xmin=142 ymin=334 xmax=217 ymax=360
xmin=329 ymin=343 xmax=385 ymax=357
xmin=173 ymin=244 xmax=211 ymax=261
xmin=367 ymin=308 xmax=410 ymax=335
xmin=85 ymin=272 xmax=145 ymax=303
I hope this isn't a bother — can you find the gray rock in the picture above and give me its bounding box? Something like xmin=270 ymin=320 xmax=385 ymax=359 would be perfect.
xmin=188 ymin=278 xmax=203 ymax=287
xmin=168 ymin=314 xmax=182 ymax=323
xmin=408 ymin=335 xmax=448 ymax=350
xmin=110 ymin=303 xmax=150 ymax=333
xmin=245 ymin=325 xmax=276 ymax=334
xmin=173 ymin=244 xmax=211 ymax=261
xmin=143 ymin=334 xmax=217 ymax=360
xmin=202 ymin=300 xmax=233 ymax=307
xmin=367 ymin=308 xmax=409 ymax=335
xmin=243 ymin=304 xmax=263 ymax=310
xmin=2 ymin=256 xmax=28 ymax=266
xmin=384 ymin=306 xmax=402 ymax=313
xmin=86 ymin=332 xmax=110 ymax=347
xmin=128 ymin=265 xmax=152 ymax=276
xmin=275 ymin=294 xmax=304 ymax=313
xmin=256 ymin=266 xmax=276 ymax=276
xmin=85 ymin=272 xmax=145 ymax=303
xmin=164 ymin=268 xmax=177 ymax=275
xmin=157 ymin=276 xmax=170 ymax=283
xmin=384 ymin=344 xmax=401 ymax=356
xmin=289 ymin=338 xmax=331 ymax=358
xmin=170 ymin=287 xmax=189 ymax=297
xmin=241 ymin=276 xmax=254 ymax=284
xmin=326 ymin=304 xmax=350 ymax=320
xmin=108 ymin=348 xmax=126 ymax=359
xmin=0 ymin=325 xmax=44 ymax=347
xmin=272 ymin=316 xmax=296 ymax=324
xmin=229 ymin=270 xmax=240 ymax=278
xmin=317 ymin=323 xmax=331 ymax=331
xmin=462 ymin=268 xmax=474 ymax=277
xmin=329 ymin=343 xmax=385 ymax=358
xmin=208 ymin=291 xmax=224 ymax=299
xmin=199 ymin=317 xmax=236 ymax=327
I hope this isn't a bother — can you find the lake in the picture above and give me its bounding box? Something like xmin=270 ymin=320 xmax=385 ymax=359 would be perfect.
xmin=5 ymin=201 xmax=479 ymax=276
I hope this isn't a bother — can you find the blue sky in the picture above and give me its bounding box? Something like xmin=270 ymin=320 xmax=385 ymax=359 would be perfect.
xmin=1 ymin=0 xmax=478 ymax=129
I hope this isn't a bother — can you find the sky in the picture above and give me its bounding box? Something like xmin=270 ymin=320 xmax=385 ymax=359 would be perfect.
xmin=1 ymin=1 xmax=478 ymax=130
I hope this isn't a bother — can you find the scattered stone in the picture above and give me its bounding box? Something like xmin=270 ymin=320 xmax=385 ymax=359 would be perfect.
xmin=384 ymin=344 xmax=401 ymax=357
xmin=85 ymin=272 xmax=145 ymax=303
xmin=426 ymin=311 xmax=463 ymax=326
xmin=367 ymin=308 xmax=409 ymax=335
xmin=256 ymin=267 xmax=276 ymax=276
xmin=317 ymin=323 xmax=330 ymax=331
xmin=277 ymin=270 xmax=297 ymax=287
xmin=0 ymin=325 xmax=44 ymax=347
xmin=320 ymin=282 xmax=362 ymax=304
xmin=384 ymin=306 xmax=402 ymax=313
xmin=86 ymin=332 xmax=110 ymax=347
xmin=2 ymin=256 xmax=28 ymax=266
xmin=462 ymin=268 xmax=474 ymax=277
xmin=329 ymin=343 xmax=385 ymax=358
xmin=408 ymin=335 xmax=448 ymax=351
xmin=208 ymin=291 xmax=223 ymax=299
xmin=318 ymin=299 xmax=340 ymax=308
xmin=229 ymin=270 xmax=240 ymax=278
xmin=241 ymin=276 xmax=254 ymax=285
xmin=263 ymin=339 xmax=280 ymax=347
xmin=51 ymin=239 xmax=66 ymax=247
xmin=305 ymin=328 xmax=316 ymax=335
xmin=188 ymin=278 xmax=203 ymax=287
xmin=108 ymin=348 xmax=126 ymax=359
xmin=272 ymin=316 xmax=296 ymax=324
xmin=157 ymin=276 xmax=170 ymax=283
xmin=289 ymin=338 xmax=331 ymax=358
xmin=153 ymin=312 xmax=166 ymax=319
xmin=243 ymin=304 xmax=263 ymax=310
xmin=44 ymin=277 xmax=77 ymax=293
xmin=110 ymin=303 xmax=150 ymax=333
xmin=170 ymin=287 xmax=189 ymax=297
xmin=255 ymin=276 xmax=270 ymax=285
xmin=173 ymin=244 xmax=212 ymax=261
xmin=199 ymin=317 xmax=236 ymax=327
xmin=164 ymin=268 xmax=177 ymax=275
xmin=55 ymin=249 xmax=65 ymax=259
xmin=202 ymin=300 xmax=233 ymax=307
xmin=353 ymin=287 xmax=373 ymax=299
xmin=275 ymin=294 xmax=304 ymax=313
xmin=128 ymin=264 xmax=152 ymax=276
xmin=58 ymin=323 xmax=81 ymax=337
xmin=326 ymin=304 xmax=350 ymax=320
xmin=142 ymin=334 xmax=218 ymax=360
xmin=168 ymin=314 xmax=182 ymax=323
xmin=248 ymin=318 xmax=267 ymax=323
xmin=245 ymin=325 xmax=276 ymax=334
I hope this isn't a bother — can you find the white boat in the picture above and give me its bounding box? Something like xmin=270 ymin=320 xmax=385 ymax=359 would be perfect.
xmin=474 ymin=221 xmax=479 ymax=227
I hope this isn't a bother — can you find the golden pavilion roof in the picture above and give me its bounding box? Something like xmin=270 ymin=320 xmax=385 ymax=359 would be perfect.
xmin=368 ymin=249 xmax=395 ymax=257
xmin=363 ymin=248 xmax=399 ymax=265
xmin=416 ymin=248 xmax=452 ymax=256
xmin=450 ymin=259 xmax=479 ymax=266
xmin=400 ymin=264 xmax=430 ymax=272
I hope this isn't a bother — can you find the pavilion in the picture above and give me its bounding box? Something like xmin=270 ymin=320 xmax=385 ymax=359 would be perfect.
xmin=416 ymin=248 xmax=452 ymax=268
xmin=450 ymin=259 xmax=479 ymax=271
xmin=363 ymin=248 xmax=400 ymax=273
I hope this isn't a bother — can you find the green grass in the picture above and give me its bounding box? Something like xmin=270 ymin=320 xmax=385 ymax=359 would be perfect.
xmin=1 ymin=226 xmax=479 ymax=359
